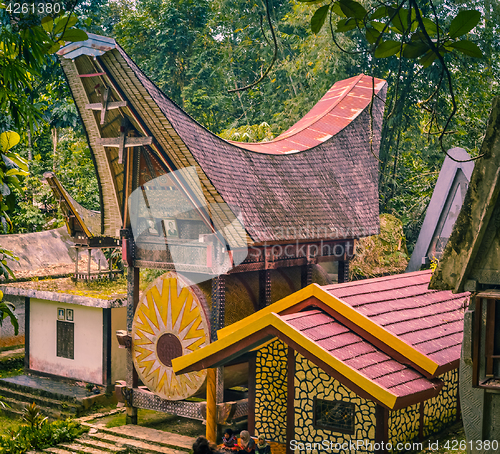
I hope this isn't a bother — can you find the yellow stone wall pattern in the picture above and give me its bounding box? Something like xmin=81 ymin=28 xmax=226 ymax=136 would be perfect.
xmin=255 ymin=339 xmax=288 ymax=443
xmin=423 ymin=369 xmax=458 ymax=437
xmin=388 ymin=404 xmax=419 ymax=454
xmin=294 ymin=354 xmax=377 ymax=453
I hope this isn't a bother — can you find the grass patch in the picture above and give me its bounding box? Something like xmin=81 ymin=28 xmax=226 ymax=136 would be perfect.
xmin=0 ymin=357 xmax=24 ymax=379
xmin=0 ymin=414 xmax=22 ymax=436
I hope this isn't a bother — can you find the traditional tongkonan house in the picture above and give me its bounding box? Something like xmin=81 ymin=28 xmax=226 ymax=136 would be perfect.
xmin=55 ymin=33 xmax=387 ymax=433
xmin=173 ymin=271 xmax=469 ymax=454
xmin=430 ymin=98 xmax=500 ymax=453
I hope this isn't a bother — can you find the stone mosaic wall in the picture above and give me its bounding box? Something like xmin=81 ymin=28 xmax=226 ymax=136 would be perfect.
xmin=423 ymin=369 xmax=458 ymax=437
xmin=294 ymin=354 xmax=377 ymax=453
xmin=255 ymin=339 xmax=288 ymax=442
xmin=388 ymin=404 xmax=420 ymax=454
xmin=388 ymin=369 xmax=459 ymax=453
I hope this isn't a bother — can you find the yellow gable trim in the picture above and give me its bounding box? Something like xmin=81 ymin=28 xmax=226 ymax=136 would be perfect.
xmin=172 ymin=311 xmax=399 ymax=408
xmin=216 ymin=283 xmax=438 ymax=375
xmin=309 ymin=286 xmax=439 ymax=375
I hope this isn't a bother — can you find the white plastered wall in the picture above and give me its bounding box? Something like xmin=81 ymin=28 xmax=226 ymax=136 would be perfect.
xmin=29 ymin=298 xmax=103 ymax=384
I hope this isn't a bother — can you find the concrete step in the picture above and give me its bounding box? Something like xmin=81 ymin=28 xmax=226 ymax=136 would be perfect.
xmin=44 ymin=447 xmax=80 ymax=454
xmin=0 ymin=375 xmax=94 ymax=404
xmin=0 ymin=396 xmax=75 ymax=420
xmin=74 ymin=437 xmax=126 ymax=453
xmin=0 ymin=387 xmax=81 ymax=414
xmin=87 ymin=432 xmax=187 ymax=454
xmin=94 ymin=425 xmax=194 ymax=451
xmin=58 ymin=441 xmax=126 ymax=454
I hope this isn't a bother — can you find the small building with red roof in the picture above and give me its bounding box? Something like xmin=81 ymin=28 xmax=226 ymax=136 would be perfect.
xmin=173 ymin=270 xmax=469 ymax=454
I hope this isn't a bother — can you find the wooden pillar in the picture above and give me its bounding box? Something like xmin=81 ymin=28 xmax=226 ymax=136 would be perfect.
xmin=75 ymin=247 xmax=79 ymax=281
xmin=375 ymin=404 xmax=389 ymax=454
xmin=258 ymin=269 xmax=271 ymax=310
xmin=300 ymin=264 xmax=312 ymax=289
xmin=126 ymin=264 xmax=139 ymax=424
xmin=206 ymin=368 xmax=217 ymax=443
xmin=24 ymin=297 xmax=30 ymax=371
xmin=248 ymin=354 xmax=256 ymax=434
xmin=87 ymin=248 xmax=91 ymax=281
xmin=211 ymin=275 xmax=226 ymax=340
xmin=210 ymin=275 xmax=226 ymax=436
xmin=102 ymin=308 xmax=112 ymax=388
xmin=286 ymin=347 xmax=295 ymax=454
xmin=338 ymin=260 xmax=349 ymax=283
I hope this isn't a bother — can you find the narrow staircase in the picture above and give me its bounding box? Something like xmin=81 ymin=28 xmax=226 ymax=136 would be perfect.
xmin=42 ymin=423 xmax=196 ymax=454
xmin=0 ymin=375 xmax=109 ymax=419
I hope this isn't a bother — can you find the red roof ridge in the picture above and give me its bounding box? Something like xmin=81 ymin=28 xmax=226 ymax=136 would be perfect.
xmin=322 ymin=269 xmax=433 ymax=291
xmin=227 ymin=74 xmax=386 ymax=154
xmin=263 ymin=74 xmax=365 ymax=142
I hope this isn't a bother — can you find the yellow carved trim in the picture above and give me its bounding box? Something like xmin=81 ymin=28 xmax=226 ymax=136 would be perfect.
xmin=173 ymin=311 xmax=399 ymax=408
xmin=216 ymin=284 xmax=438 ymax=375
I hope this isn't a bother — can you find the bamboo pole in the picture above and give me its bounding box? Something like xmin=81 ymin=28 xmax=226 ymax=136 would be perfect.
xmin=206 ymin=368 xmax=217 ymax=443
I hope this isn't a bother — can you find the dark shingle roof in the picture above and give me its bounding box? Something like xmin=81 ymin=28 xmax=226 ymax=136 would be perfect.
xmin=117 ymin=46 xmax=387 ymax=243
xmin=57 ymin=34 xmax=387 ymax=244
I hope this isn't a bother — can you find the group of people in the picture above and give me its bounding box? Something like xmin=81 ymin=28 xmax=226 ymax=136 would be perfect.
xmin=192 ymin=429 xmax=271 ymax=454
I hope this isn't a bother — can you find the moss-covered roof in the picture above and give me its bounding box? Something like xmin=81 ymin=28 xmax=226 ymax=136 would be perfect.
xmin=0 ymin=277 xmax=126 ymax=308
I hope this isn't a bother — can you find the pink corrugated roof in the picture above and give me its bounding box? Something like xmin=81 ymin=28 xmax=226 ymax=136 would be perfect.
xmin=229 ymin=74 xmax=386 ymax=154
xmin=324 ymin=270 xmax=470 ymax=369
xmin=283 ymin=309 xmax=439 ymax=399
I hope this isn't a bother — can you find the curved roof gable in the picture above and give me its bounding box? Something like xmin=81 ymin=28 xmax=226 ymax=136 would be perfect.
xmin=232 ymin=74 xmax=386 ymax=154
xmin=58 ymin=34 xmax=387 ymax=244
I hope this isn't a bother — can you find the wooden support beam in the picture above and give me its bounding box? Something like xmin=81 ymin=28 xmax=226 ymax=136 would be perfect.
xmin=85 ymin=86 xmax=128 ymax=125
xmin=96 ymin=136 xmax=153 ymax=164
xmin=258 ymin=269 xmax=271 ymax=309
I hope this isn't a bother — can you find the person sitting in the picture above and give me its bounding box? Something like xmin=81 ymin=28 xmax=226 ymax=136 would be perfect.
xmin=222 ymin=429 xmax=238 ymax=451
xmin=193 ymin=436 xmax=221 ymax=454
xmin=255 ymin=435 xmax=271 ymax=454
xmin=238 ymin=431 xmax=255 ymax=454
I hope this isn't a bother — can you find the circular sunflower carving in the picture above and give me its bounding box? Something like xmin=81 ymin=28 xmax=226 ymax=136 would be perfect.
xmin=132 ymin=272 xmax=209 ymax=400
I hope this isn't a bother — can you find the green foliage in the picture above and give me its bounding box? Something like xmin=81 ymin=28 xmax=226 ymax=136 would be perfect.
xmin=218 ymin=122 xmax=276 ymax=142
xmin=0 ymin=356 xmax=24 ymax=379
xmin=350 ymin=213 xmax=409 ymax=280
xmin=308 ymin=1 xmax=483 ymax=64
xmin=0 ymin=299 xmax=17 ymax=335
xmin=0 ymin=8 xmax=87 ymax=129
xmin=0 ymin=414 xmax=87 ymax=454
xmin=22 ymin=402 xmax=48 ymax=430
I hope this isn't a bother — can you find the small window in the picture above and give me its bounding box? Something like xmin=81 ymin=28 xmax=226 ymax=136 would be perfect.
xmin=314 ymin=398 xmax=355 ymax=434
xmin=57 ymin=320 xmax=74 ymax=359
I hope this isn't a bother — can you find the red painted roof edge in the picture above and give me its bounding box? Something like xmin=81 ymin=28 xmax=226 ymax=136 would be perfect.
xmin=228 ymin=74 xmax=386 ymax=153
xmin=323 ymin=269 xmax=433 ymax=291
